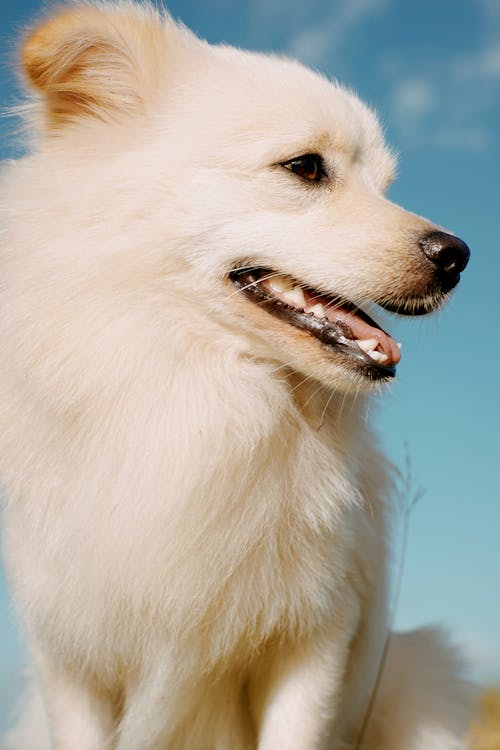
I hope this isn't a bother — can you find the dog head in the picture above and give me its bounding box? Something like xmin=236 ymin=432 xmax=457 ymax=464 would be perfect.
xmin=20 ymin=2 xmax=470 ymax=394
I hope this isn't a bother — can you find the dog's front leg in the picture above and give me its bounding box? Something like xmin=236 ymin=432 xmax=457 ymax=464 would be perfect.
xmin=35 ymin=652 xmax=115 ymax=750
xmin=250 ymin=618 xmax=357 ymax=750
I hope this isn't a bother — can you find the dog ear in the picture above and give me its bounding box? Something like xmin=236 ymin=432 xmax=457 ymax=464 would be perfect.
xmin=22 ymin=3 xmax=168 ymax=130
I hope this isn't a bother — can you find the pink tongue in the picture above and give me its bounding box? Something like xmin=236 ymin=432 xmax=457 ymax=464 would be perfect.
xmin=323 ymin=304 xmax=401 ymax=365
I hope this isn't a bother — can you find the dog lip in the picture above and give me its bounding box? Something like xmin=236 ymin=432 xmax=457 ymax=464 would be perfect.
xmin=374 ymin=271 xmax=462 ymax=316
xmin=228 ymin=267 xmax=399 ymax=377
xmin=376 ymin=292 xmax=449 ymax=316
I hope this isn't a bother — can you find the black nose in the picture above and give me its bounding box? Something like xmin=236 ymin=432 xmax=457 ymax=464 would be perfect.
xmin=419 ymin=231 xmax=470 ymax=289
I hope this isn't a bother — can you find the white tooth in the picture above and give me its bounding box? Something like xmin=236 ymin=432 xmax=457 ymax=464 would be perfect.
xmin=308 ymin=303 xmax=325 ymax=318
xmin=397 ymin=342 xmax=402 ymax=350
xmin=283 ymin=286 xmax=306 ymax=309
xmin=369 ymin=350 xmax=389 ymax=364
xmin=268 ymin=275 xmax=294 ymax=293
xmin=357 ymin=338 xmax=379 ymax=353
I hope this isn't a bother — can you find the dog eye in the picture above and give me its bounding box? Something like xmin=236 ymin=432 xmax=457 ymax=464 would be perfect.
xmin=281 ymin=154 xmax=326 ymax=182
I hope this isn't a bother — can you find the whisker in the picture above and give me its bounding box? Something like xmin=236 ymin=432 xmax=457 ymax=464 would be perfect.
xmin=215 ymin=270 xmax=283 ymax=309
xmin=269 ymin=361 xmax=295 ymax=374
xmin=316 ymin=388 xmax=336 ymax=430
xmin=302 ymin=382 xmax=327 ymax=412
xmin=288 ymin=373 xmax=317 ymax=396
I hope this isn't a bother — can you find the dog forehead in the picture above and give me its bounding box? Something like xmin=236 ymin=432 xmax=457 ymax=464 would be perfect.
xmin=175 ymin=42 xmax=392 ymax=177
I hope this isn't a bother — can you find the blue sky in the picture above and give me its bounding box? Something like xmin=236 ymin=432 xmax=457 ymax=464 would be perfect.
xmin=0 ymin=0 xmax=499 ymax=731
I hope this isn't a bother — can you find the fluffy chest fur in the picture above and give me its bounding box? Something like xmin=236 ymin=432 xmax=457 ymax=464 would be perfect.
xmin=1 ymin=334 xmax=385 ymax=679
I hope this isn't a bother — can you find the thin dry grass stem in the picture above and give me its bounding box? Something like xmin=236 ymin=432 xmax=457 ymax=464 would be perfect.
xmin=353 ymin=443 xmax=424 ymax=750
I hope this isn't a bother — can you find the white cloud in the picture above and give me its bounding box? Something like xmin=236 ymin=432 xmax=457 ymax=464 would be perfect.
xmin=475 ymin=0 xmax=500 ymax=23
xmin=388 ymin=75 xmax=490 ymax=152
xmin=245 ymin=0 xmax=498 ymax=153
xmin=249 ymin=0 xmax=390 ymax=67
xmin=479 ymin=43 xmax=500 ymax=76
xmin=386 ymin=78 xmax=441 ymax=150
xmin=251 ymin=0 xmax=321 ymax=23
xmin=454 ymin=41 xmax=500 ymax=81
xmin=288 ymin=26 xmax=335 ymax=67
xmin=433 ymin=127 xmax=490 ymax=152
xmin=390 ymin=79 xmax=436 ymax=121
xmin=461 ymin=633 xmax=500 ymax=682
xmin=288 ymin=0 xmax=389 ymax=66
xmin=383 ymin=17 xmax=500 ymax=152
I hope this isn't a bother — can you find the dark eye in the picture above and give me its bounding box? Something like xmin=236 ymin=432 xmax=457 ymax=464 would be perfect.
xmin=281 ymin=153 xmax=326 ymax=182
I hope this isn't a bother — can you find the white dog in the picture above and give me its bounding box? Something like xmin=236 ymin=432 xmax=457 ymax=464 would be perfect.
xmin=1 ymin=3 xmax=472 ymax=749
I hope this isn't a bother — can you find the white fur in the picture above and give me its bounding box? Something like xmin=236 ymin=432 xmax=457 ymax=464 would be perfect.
xmin=0 ymin=3 xmax=473 ymax=748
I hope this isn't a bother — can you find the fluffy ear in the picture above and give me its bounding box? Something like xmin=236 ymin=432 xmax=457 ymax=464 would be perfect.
xmin=22 ymin=3 xmax=168 ymax=129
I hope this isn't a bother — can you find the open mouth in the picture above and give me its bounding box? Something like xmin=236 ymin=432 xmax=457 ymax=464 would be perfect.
xmin=229 ymin=267 xmax=401 ymax=380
